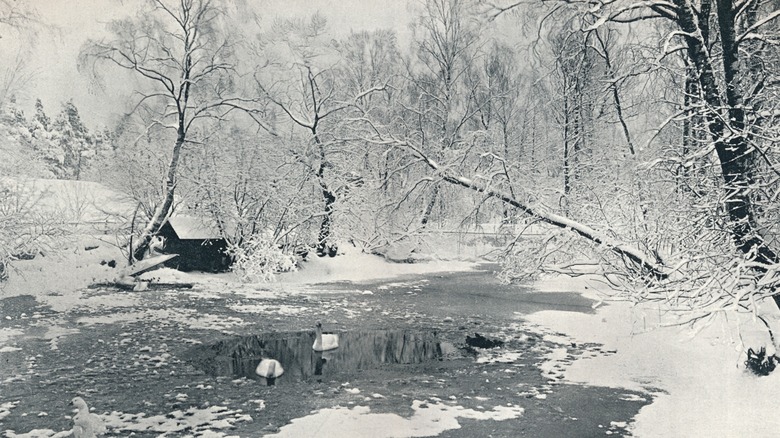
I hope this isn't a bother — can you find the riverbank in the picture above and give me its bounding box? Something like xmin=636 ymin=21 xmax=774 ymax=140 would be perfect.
xmin=526 ymin=274 xmax=780 ymax=437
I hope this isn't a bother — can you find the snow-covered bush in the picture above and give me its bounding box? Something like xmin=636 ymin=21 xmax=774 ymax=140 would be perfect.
xmin=227 ymin=232 xmax=297 ymax=283
xmin=0 ymin=179 xmax=72 ymax=281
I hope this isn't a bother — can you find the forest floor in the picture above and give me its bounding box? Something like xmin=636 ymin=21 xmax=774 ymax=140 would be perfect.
xmin=2 ymin=238 xmax=780 ymax=437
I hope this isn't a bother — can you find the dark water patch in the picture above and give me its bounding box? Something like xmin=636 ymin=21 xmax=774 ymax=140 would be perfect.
xmin=185 ymin=329 xmax=460 ymax=385
xmin=0 ymin=294 xmax=57 ymax=326
xmin=88 ymin=281 xmax=194 ymax=291
xmin=316 ymin=265 xmax=596 ymax=319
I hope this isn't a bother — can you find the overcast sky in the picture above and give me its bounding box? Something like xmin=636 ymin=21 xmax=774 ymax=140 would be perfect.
xmin=1 ymin=0 xmax=416 ymax=127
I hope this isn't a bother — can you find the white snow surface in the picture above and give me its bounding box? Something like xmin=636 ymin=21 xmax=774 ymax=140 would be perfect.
xmin=276 ymin=245 xmax=478 ymax=285
xmin=266 ymin=400 xmax=524 ymax=438
xmin=525 ymin=275 xmax=780 ymax=437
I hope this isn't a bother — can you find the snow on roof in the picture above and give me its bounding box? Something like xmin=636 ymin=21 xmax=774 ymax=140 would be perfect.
xmin=166 ymin=215 xmax=229 ymax=240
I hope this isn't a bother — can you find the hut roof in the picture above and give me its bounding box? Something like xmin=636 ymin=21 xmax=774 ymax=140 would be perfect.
xmin=166 ymin=215 xmax=229 ymax=240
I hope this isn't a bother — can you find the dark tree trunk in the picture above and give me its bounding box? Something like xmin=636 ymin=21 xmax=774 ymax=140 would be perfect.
xmin=673 ymin=0 xmax=780 ymax=307
xmin=594 ymin=29 xmax=635 ymax=156
xmin=421 ymin=184 xmax=439 ymax=226
xmin=317 ymin=180 xmax=337 ymax=256
xmin=679 ymin=69 xmax=696 ymax=193
xmin=314 ymin=134 xmax=337 ymax=256
xmin=563 ymin=87 xmax=572 ymax=200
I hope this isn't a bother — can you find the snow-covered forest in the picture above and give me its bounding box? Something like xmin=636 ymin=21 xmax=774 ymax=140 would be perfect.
xmin=6 ymin=0 xmax=778 ymax=326
xmin=2 ymin=0 xmax=780 ymax=436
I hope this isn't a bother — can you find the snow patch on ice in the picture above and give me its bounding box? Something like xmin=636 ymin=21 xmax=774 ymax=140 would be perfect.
xmin=77 ymin=308 xmax=246 ymax=332
xmin=538 ymin=347 xmax=568 ymax=378
xmin=0 ymin=328 xmax=24 ymax=346
xmin=475 ymin=350 xmax=523 ymax=364
xmin=228 ymin=303 xmax=307 ymax=315
xmin=0 ymin=401 xmax=20 ymax=421
xmin=102 ymin=405 xmax=251 ymax=435
xmin=266 ymin=400 xmax=523 ymax=438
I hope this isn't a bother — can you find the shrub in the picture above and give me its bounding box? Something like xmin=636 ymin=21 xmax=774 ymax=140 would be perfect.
xmin=226 ymin=232 xmax=297 ymax=283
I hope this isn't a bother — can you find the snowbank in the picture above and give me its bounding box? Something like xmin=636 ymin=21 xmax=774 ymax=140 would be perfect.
xmin=525 ymin=274 xmax=780 ymax=437
xmin=0 ymin=237 xmax=123 ymax=302
xmin=276 ymin=246 xmax=478 ymax=285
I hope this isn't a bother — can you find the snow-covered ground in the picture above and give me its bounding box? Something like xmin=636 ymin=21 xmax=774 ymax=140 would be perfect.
xmin=526 ymin=275 xmax=780 ymax=437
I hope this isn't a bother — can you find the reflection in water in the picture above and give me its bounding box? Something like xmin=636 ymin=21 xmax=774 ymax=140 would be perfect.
xmin=187 ymin=330 xmax=455 ymax=384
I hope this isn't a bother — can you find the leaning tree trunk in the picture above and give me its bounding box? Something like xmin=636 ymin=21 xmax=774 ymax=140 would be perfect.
xmin=132 ymin=127 xmax=186 ymax=261
xmin=390 ymin=138 xmax=668 ymax=278
xmin=132 ymin=43 xmax=193 ymax=262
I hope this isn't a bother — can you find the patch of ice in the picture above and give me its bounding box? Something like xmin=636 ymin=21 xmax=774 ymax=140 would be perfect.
xmin=228 ymin=304 xmax=308 ymax=316
xmin=529 ymin=274 xmax=611 ymax=301
xmin=77 ymin=308 xmax=246 ymax=332
xmin=3 ymin=429 xmax=71 ymax=437
xmin=41 ymin=324 xmax=81 ymax=350
xmin=102 ymin=405 xmax=251 ymax=435
xmin=266 ymin=400 xmax=523 ymax=438
xmin=0 ymin=346 xmax=22 ymax=353
xmin=475 ymin=351 xmax=523 ymax=364
xmin=0 ymin=328 xmax=23 ymax=346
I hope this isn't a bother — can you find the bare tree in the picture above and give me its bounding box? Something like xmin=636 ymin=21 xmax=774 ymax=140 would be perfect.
xmin=80 ymin=0 xmax=249 ymax=261
xmin=255 ymin=15 xmax=389 ymax=256
xmin=0 ymin=0 xmax=34 ymax=37
xmin=409 ymin=0 xmax=483 ymax=226
xmin=587 ymin=0 xmax=780 ymax=307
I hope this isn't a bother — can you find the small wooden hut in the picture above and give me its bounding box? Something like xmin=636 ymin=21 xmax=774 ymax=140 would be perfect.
xmin=157 ymin=215 xmax=233 ymax=272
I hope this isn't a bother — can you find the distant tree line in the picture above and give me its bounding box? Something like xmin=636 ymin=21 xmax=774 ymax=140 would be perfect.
xmin=0 ymin=97 xmax=113 ymax=180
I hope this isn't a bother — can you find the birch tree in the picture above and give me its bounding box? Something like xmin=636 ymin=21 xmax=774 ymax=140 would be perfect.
xmin=255 ymin=15 xmax=390 ymax=256
xmin=80 ymin=0 xmax=245 ymax=261
xmin=408 ymin=0 xmax=483 ymax=226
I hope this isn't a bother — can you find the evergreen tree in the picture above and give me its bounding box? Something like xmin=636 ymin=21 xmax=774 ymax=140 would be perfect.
xmin=52 ymin=100 xmax=94 ymax=180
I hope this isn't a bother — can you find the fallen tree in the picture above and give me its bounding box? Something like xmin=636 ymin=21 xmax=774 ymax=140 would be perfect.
xmin=397 ymin=138 xmax=667 ymax=278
